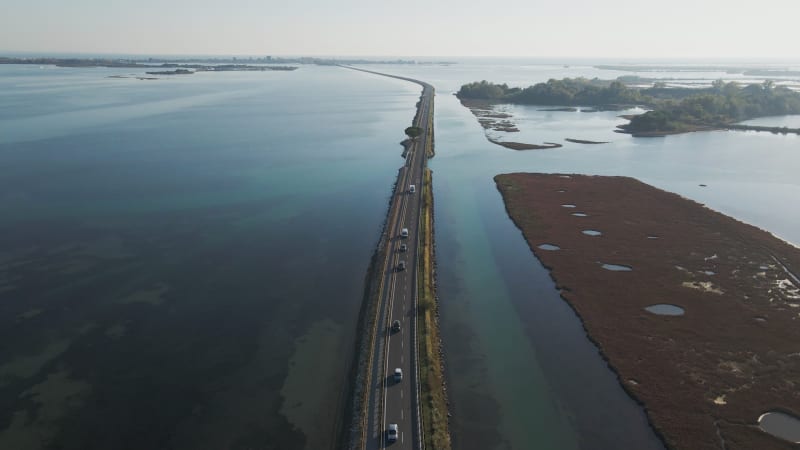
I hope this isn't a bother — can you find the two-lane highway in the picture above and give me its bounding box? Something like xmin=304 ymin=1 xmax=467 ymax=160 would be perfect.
xmin=351 ymin=66 xmax=433 ymax=450
xmin=380 ymin=84 xmax=432 ymax=450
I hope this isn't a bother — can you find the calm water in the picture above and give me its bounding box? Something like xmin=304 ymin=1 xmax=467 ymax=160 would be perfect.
xmin=0 ymin=64 xmax=419 ymax=449
xmin=3 ymin=60 xmax=799 ymax=450
xmin=644 ymin=304 xmax=686 ymax=316
xmin=361 ymin=62 xmax=800 ymax=450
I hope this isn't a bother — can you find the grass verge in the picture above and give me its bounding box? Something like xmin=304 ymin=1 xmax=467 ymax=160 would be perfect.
xmin=417 ymin=168 xmax=451 ymax=449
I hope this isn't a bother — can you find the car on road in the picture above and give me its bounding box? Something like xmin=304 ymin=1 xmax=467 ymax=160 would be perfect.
xmin=409 ymin=184 xmax=416 ymax=193
xmin=387 ymin=423 xmax=398 ymax=442
xmin=397 ymin=261 xmax=406 ymax=271
xmin=391 ymin=320 xmax=401 ymax=333
xmin=394 ymin=368 xmax=403 ymax=382
xmin=400 ymin=228 xmax=409 ymax=238
xmin=399 ymin=243 xmax=408 ymax=252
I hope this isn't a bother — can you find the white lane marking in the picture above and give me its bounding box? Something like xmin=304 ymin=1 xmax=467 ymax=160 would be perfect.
xmin=401 ymin=389 xmax=404 ymax=399
xmin=402 ymin=432 xmax=404 ymax=444
xmin=401 ymin=408 xmax=404 ymax=419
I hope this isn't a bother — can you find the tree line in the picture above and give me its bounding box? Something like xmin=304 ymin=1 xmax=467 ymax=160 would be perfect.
xmin=457 ymin=78 xmax=800 ymax=134
xmin=624 ymin=80 xmax=800 ymax=133
xmin=457 ymin=78 xmax=644 ymax=107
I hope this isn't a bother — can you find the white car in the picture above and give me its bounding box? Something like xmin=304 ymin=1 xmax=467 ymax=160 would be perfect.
xmin=394 ymin=368 xmax=403 ymax=382
xmin=387 ymin=423 xmax=398 ymax=442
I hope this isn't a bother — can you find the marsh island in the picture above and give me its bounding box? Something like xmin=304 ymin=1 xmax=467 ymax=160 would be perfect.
xmin=495 ymin=173 xmax=800 ymax=449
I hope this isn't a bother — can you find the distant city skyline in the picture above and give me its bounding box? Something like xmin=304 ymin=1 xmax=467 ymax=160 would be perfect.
xmin=3 ymin=0 xmax=798 ymax=59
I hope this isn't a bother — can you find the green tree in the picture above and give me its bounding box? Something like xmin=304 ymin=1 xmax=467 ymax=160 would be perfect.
xmin=405 ymin=126 xmax=422 ymax=139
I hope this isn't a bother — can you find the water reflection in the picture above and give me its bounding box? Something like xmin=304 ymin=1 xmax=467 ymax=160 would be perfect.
xmin=601 ymin=263 xmax=633 ymax=271
xmin=758 ymin=411 xmax=800 ymax=443
xmin=645 ymin=304 xmax=685 ymax=316
xmin=538 ymin=244 xmax=561 ymax=251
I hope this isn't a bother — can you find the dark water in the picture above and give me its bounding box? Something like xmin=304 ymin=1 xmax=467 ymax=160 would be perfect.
xmin=0 ymin=65 xmax=419 ymax=449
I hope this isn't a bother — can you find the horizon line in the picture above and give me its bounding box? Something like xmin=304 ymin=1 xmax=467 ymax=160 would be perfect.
xmin=2 ymin=51 xmax=800 ymax=63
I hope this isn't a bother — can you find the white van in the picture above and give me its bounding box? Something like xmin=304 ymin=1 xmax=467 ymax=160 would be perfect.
xmin=400 ymin=228 xmax=409 ymax=238
xmin=409 ymin=184 xmax=416 ymax=194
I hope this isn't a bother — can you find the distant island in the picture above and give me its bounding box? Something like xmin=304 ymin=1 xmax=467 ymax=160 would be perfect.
xmin=0 ymin=57 xmax=298 ymax=72
xmin=457 ymin=78 xmax=800 ymax=137
xmin=619 ymin=80 xmax=800 ymax=136
xmin=145 ymin=69 xmax=193 ymax=75
xmin=458 ymin=78 xmax=644 ymax=109
xmin=596 ymin=64 xmax=800 ymax=78
xmin=0 ymin=55 xmax=455 ymax=69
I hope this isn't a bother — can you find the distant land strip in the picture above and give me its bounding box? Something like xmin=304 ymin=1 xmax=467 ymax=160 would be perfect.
xmin=0 ymin=56 xmax=455 ymax=68
xmin=0 ymin=57 xmax=296 ymax=71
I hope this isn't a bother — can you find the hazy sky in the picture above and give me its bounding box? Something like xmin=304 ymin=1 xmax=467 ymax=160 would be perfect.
xmin=2 ymin=0 xmax=798 ymax=58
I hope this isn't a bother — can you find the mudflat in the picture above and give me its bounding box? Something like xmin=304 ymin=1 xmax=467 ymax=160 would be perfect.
xmin=495 ymin=173 xmax=800 ymax=450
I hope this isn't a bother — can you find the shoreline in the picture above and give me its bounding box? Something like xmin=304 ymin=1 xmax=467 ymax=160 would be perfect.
xmin=461 ymin=98 xmax=616 ymax=150
xmin=565 ymin=138 xmax=609 ymax=144
xmin=416 ymin=168 xmax=451 ymax=449
xmin=461 ymin=97 xmax=800 ymax=138
xmin=487 ymin=137 xmax=563 ymax=150
xmin=495 ymin=173 xmax=800 ymax=450
xmin=614 ymin=123 xmax=800 ymax=137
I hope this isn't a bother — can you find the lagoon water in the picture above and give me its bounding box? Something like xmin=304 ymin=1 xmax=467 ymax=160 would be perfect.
xmin=0 ymin=64 xmax=419 ymax=449
xmin=2 ymin=60 xmax=800 ymax=450
xmin=361 ymin=62 xmax=800 ymax=450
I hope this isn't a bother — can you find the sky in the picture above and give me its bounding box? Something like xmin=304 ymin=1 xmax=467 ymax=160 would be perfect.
xmin=2 ymin=0 xmax=799 ymax=59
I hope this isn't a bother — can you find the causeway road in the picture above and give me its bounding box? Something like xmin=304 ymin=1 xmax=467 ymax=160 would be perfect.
xmin=347 ymin=66 xmax=434 ymax=450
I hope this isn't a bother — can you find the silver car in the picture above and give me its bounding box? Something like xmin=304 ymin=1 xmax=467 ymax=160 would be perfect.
xmin=388 ymin=423 xmax=398 ymax=442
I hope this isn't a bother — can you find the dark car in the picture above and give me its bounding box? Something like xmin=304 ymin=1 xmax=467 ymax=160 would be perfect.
xmin=399 ymin=243 xmax=408 ymax=252
xmin=391 ymin=320 xmax=401 ymax=332
xmin=397 ymin=261 xmax=406 ymax=271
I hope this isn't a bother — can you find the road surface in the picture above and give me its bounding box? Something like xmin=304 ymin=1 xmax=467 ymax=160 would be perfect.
xmin=348 ymin=66 xmax=434 ymax=450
